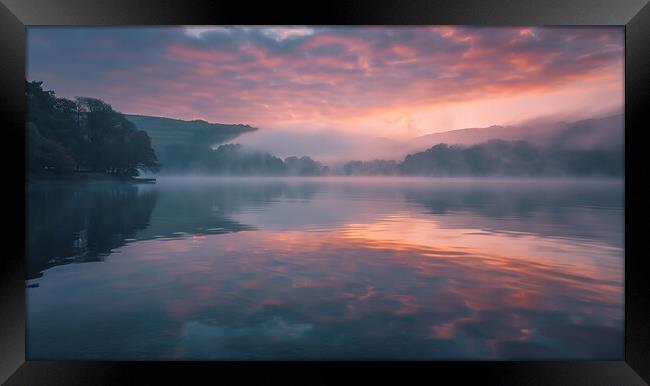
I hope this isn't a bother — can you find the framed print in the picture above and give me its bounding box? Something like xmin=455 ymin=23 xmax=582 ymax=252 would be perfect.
xmin=1 ymin=0 xmax=648 ymax=384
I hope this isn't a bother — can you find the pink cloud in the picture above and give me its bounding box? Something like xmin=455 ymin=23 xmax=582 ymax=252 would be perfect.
xmin=28 ymin=26 xmax=623 ymax=137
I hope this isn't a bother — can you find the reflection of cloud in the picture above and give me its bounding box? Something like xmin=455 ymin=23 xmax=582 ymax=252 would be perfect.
xmin=219 ymin=177 xmax=623 ymax=249
xmin=178 ymin=317 xmax=313 ymax=358
xmin=340 ymin=214 xmax=621 ymax=284
xmin=27 ymin=178 xmax=623 ymax=360
xmin=195 ymin=228 xmax=616 ymax=358
xmin=30 ymin=224 xmax=619 ymax=359
xmin=401 ymin=179 xmax=624 ymax=248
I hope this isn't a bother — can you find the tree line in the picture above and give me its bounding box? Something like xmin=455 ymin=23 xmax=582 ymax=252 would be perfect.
xmin=342 ymin=139 xmax=622 ymax=177
xmin=164 ymin=138 xmax=621 ymax=177
xmin=161 ymin=143 xmax=329 ymax=176
xmin=26 ymin=81 xmax=160 ymax=176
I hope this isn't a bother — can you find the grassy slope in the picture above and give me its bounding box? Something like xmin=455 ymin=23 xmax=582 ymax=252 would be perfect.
xmin=125 ymin=114 xmax=258 ymax=156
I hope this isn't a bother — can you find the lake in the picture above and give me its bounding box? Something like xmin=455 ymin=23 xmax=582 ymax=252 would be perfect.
xmin=26 ymin=177 xmax=624 ymax=360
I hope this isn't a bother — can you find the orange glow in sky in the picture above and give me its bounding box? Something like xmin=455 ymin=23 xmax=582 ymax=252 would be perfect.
xmin=27 ymin=26 xmax=624 ymax=139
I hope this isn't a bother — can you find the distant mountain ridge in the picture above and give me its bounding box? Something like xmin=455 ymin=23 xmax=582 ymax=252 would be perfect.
xmin=125 ymin=114 xmax=258 ymax=157
xmin=124 ymin=113 xmax=623 ymax=174
xmin=409 ymin=114 xmax=623 ymax=153
xmin=233 ymin=114 xmax=622 ymax=164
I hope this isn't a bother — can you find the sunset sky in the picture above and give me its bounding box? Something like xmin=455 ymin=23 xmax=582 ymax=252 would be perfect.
xmin=27 ymin=26 xmax=623 ymax=140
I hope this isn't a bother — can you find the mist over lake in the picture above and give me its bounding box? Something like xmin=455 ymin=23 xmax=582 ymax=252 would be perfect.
xmin=25 ymin=25 xmax=625 ymax=361
xmin=26 ymin=177 xmax=623 ymax=360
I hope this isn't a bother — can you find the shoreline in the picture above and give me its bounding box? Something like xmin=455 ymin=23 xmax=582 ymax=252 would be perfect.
xmin=26 ymin=173 xmax=156 ymax=184
xmin=150 ymin=175 xmax=623 ymax=186
xmin=25 ymin=173 xmax=623 ymax=186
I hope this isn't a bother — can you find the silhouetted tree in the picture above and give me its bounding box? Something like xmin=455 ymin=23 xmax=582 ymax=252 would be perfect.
xmin=399 ymin=139 xmax=622 ymax=177
xmin=284 ymin=156 xmax=329 ymax=176
xmin=26 ymin=81 xmax=160 ymax=176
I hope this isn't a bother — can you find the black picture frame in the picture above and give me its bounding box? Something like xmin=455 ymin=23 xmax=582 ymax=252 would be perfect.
xmin=1 ymin=0 xmax=648 ymax=384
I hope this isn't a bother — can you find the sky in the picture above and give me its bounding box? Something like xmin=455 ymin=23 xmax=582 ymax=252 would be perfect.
xmin=27 ymin=26 xmax=623 ymax=140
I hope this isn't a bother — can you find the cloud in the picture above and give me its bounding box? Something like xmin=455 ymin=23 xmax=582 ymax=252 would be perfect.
xmin=27 ymin=26 xmax=623 ymax=138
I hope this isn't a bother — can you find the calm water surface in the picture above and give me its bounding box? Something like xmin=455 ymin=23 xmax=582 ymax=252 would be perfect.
xmin=26 ymin=177 xmax=624 ymax=359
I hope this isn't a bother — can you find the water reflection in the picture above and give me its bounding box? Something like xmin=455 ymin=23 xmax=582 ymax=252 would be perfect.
xmin=402 ymin=180 xmax=623 ymax=248
xmin=26 ymin=182 xmax=158 ymax=279
xmin=26 ymin=177 xmax=623 ymax=359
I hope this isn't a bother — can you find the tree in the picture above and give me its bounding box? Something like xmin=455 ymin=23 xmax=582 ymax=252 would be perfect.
xmin=26 ymin=81 xmax=160 ymax=176
xmin=285 ymin=156 xmax=328 ymax=176
xmin=126 ymin=130 xmax=160 ymax=174
xmin=398 ymin=139 xmax=623 ymax=177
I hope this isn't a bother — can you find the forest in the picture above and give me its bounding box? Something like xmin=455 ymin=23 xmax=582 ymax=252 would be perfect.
xmin=26 ymin=81 xmax=159 ymax=176
xmin=160 ymin=143 xmax=329 ymax=176
xmin=348 ymin=140 xmax=623 ymax=177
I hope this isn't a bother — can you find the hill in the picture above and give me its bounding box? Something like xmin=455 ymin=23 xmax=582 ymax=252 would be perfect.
xmin=409 ymin=114 xmax=623 ymax=154
xmin=124 ymin=114 xmax=258 ymax=157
